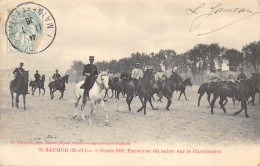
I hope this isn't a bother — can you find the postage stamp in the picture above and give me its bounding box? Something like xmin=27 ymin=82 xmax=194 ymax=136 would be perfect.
xmin=5 ymin=2 xmax=56 ymax=54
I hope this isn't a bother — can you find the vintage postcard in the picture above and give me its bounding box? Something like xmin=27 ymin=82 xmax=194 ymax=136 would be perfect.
xmin=0 ymin=0 xmax=260 ymax=165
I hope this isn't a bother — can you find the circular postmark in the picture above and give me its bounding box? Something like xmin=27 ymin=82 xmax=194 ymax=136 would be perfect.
xmin=5 ymin=2 xmax=56 ymax=54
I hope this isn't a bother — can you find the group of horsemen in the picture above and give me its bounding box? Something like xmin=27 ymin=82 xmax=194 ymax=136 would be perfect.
xmin=13 ymin=56 xmax=247 ymax=102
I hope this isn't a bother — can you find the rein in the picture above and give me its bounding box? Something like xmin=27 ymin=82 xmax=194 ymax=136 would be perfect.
xmin=96 ymin=75 xmax=106 ymax=89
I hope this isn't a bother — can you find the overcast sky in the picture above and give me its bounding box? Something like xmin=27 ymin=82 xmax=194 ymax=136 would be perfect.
xmin=1 ymin=0 xmax=260 ymax=73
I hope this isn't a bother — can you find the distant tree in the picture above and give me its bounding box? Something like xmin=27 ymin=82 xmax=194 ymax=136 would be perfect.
xmin=242 ymin=41 xmax=260 ymax=72
xmin=223 ymin=48 xmax=244 ymax=70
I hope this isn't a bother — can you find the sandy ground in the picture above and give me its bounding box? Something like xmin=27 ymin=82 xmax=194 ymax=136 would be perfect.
xmin=0 ymin=80 xmax=260 ymax=146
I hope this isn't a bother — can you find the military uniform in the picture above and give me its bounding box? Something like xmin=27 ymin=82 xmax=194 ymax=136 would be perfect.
xmin=208 ymin=72 xmax=219 ymax=83
xmin=237 ymin=69 xmax=246 ymax=82
xmin=52 ymin=70 xmax=61 ymax=90
xmin=82 ymin=56 xmax=98 ymax=102
xmin=13 ymin=62 xmax=29 ymax=93
xmin=131 ymin=63 xmax=143 ymax=88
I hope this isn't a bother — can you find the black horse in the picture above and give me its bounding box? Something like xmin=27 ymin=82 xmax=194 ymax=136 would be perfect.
xmin=175 ymin=77 xmax=192 ymax=100
xmin=48 ymin=75 xmax=69 ymax=100
xmin=160 ymin=73 xmax=183 ymax=110
xmin=247 ymin=73 xmax=260 ymax=106
xmin=29 ymin=75 xmax=45 ymax=96
xmin=10 ymin=71 xmax=29 ymax=110
xmin=105 ymin=77 xmax=120 ymax=99
xmin=210 ymin=79 xmax=253 ymax=118
xmin=134 ymin=69 xmax=156 ymax=115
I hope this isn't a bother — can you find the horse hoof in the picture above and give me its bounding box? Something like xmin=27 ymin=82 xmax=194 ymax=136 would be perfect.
xmin=246 ymin=115 xmax=250 ymax=118
xmin=137 ymin=109 xmax=141 ymax=112
xmin=72 ymin=116 xmax=76 ymax=119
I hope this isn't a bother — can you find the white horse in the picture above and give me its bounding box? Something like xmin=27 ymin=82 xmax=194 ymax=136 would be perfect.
xmin=73 ymin=73 xmax=109 ymax=125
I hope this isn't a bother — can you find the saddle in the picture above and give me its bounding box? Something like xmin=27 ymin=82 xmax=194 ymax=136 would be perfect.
xmin=223 ymin=82 xmax=239 ymax=91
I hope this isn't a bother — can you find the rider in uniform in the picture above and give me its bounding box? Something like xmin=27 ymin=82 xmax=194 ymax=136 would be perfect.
xmin=34 ymin=70 xmax=41 ymax=87
xmin=207 ymin=68 xmax=220 ymax=89
xmin=226 ymin=66 xmax=238 ymax=99
xmin=13 ymin=62 xmax=29 ymax=94
xmin=237 ymin=68 xmax=246 ymax=82
xmin=154 ymin=66 xmax=164 ymax=98
xmin=52 ymin=69 xmax=61 ymax=90
xmin=81 ymin=56 xmax=98 ymax=102
xmin=131 ymin=61 xmax=143 ymax=95
xmin=120 ymin=67 xmax=130 ymax=94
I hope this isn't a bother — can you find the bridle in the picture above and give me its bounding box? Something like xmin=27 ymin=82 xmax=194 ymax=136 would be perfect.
xmin=96 ymin=75 xmax=106 ymax=90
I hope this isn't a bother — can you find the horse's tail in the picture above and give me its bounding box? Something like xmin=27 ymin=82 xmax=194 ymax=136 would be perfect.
xmin=198 ymin=83 xmax=208 ymax=94
xmin=29 ymin=81 xmax=33 ymax=87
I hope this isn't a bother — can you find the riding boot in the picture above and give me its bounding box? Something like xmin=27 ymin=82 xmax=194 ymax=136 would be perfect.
xmin=83 ymin=89 xmax=90 ymax=103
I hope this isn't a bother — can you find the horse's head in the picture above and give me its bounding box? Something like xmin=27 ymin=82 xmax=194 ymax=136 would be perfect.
xmin=184 ymin=77 xmax=192 ymax=86
xmin=64 ymin=74 xmax=69 ymax=83
xmin=20 ymin=71 xmax=29 ymax=82
xmin=97 ymin=73 xmax=109 ymax=90
xmin=143 ymin=69 xmax=155 ymax=83
xmin=42 ymin=74 xmax=45 ymax=81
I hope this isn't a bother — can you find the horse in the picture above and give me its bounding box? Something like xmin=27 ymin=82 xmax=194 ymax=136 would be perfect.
xmin=29 ymin=75 xmax=45 ymax=96
xmin=160 ymin=73 xmax=183 ymax=110
xmin=48 ymin=75 xmax=69 ymax=100
xmin=197 ymin=83 xmax=211 ymax=106
xmin=126 ymin=69 xmax=156 ymax=115
xmin=175 ymin=77 xmax=192 ymax=100
xmin=73 ymin=73 xmax=109 ymax=125
xmin=10 ymin=71 xmax=29 ymax=110
xmin=247 ymin=73 xmax=260 ymax=106
xmin=105 ymin=77 xmax=120 ymax=99
xmin=210 ymin=79 xmax=252 ymax=118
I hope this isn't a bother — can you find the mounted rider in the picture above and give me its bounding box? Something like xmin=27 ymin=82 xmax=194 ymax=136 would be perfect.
xmin=120 ymin=67 xmax=131 ymax=94
xmin=225 ymin=66 xmax=239 ymax=99
xmin=81 ymin=56 xmax=98 ymax=102
xmin=207 ymin=68 xmax=220 ymax=89
xmin=154 ymin=66 xmax=164 ymax=98
xmin=34 ymin=70 xmax=41 ymax=87
xmin=13 ymin=62 xmax=29 ymax=94
xmin=237 ymin=68 xmax=246 ymax=82
xmin=131 ymin=61 xmax=143 ymax=95
xmin=52 ymin=69 xmax=61 ymax=90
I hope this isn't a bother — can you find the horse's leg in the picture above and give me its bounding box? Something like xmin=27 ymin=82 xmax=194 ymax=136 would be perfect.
xmin=23 ymin=94 xmax=26 ymax=110
xmin=111 ymin=89 xmax=114 ymax=98
xmin=31 ymin=86 xmax=34 ymax=95
xmin=233 ymin=99 xmax=248 ymax=117
xmin=59 ymin=90 xmax=63 ymax=100
xmin=137 ymin=97 xmax=144 ymax=112
xmin=143 ymin=98 xmax=148 ymax=115
xmin=81 ymin=99 xmax=86 ymax=121
xmin=197 ymin=92 xmax=204 ymax=107
xmin=219 ymin=95 xmax=226 ymax=113
xmin=73 ymin=96 xmax=81 ymax=119
xmin=207 ymin=92 xmax=211 ymax=106
xmin=166 ymin=97 xmax=172 ymax=111
xmin=15 ymin=93 xmax=19 ymax=109
xmin=183 ymin=91 xmax=188 ymax=101
xmin=11 ymin=92 xmax=14 ymax=107
xmin=178 ymin=91 xmax=183 ymax=100
xmin=98 ymin=100 xmax=108 ymax=126
xmin=148 ymin=97 xmax=155 ymax=110
xmin=42 ymin=88 xmax=45 ymax=96
xmin=211 ymin=95 xmax=218 ymax=114
xmin=39 ymin=88 xmax=41 ymax=96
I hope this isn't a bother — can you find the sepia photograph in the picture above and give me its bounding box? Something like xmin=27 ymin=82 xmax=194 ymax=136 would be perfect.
xmin=0 ymin=0 xmax=260 ymax=165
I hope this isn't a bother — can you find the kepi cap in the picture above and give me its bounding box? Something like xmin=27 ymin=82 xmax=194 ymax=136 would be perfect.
xmin=89 ymin=56 xmax=94 ymax=60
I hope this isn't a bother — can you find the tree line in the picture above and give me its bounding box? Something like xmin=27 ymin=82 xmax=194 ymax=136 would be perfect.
xmin=66 ymin=41 xmax=260 ymax=82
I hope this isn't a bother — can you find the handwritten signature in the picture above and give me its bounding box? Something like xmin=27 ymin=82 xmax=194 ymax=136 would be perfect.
xmin=186 ymin=3 xmax=260 ymax=36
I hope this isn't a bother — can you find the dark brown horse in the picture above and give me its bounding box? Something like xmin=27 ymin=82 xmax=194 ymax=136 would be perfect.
xmin=210 ymin=79 xmax=252 ymax=117
xmin=247 ymin=73 xmax=260 ymax=106
xmin=29 ymin=75 xmax=45 ymax=96
xmin=175 ymin=77 xmax=192 ymax=100
xmin=10 ymin=71 xmax=29 ymax=110
xmin=197 ymin=83 xmax=211 ymax=106
xmin=48 ymin=75 xmax=69 ymax=100
xmin=161 ymin=73 xmax=183 ymax=110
